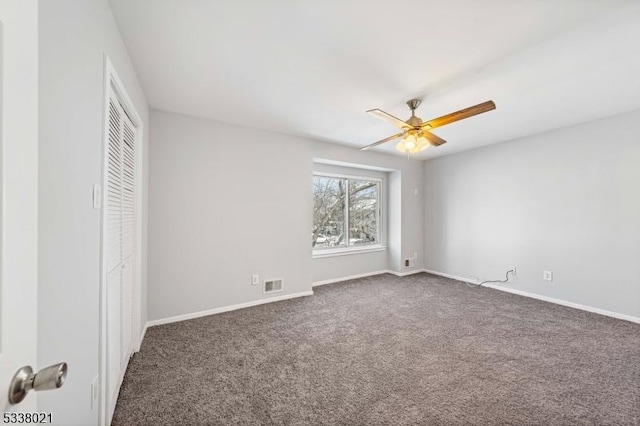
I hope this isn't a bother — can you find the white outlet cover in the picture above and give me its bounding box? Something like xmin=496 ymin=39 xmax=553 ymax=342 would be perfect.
xmin=543 ymin=271 xmax=553 ymax=281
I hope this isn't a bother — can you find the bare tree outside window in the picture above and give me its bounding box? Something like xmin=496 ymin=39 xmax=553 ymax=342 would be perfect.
xmin=349 ymin=179 xmax=378 ymax=246
xmin=312 ymin=175 xmax=379 ymax=249
xmin=312 ymin=177 xmax=346 ymax=248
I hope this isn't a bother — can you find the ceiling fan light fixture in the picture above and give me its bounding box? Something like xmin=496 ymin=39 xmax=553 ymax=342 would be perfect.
xmin=395 ymin=130 xmax=429 ymax=154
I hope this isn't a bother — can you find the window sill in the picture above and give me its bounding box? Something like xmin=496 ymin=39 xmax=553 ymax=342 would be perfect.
xmin=313 ymin=245 xmax=387 ymax=259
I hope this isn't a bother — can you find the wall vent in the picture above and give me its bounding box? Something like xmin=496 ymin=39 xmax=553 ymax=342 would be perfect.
xmin=263 ymin=279 xmax=283 ymax=294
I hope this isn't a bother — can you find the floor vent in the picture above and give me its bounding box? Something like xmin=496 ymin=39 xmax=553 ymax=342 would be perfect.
xmin=264 ymin=279 xmax=283 ymax=294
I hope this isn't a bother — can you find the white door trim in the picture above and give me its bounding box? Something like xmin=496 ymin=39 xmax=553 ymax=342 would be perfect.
xmin=98 ymin=56 xmax=144 ymax=426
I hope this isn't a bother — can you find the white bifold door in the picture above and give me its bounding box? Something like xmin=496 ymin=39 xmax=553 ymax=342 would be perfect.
xmin=105 ymin=90 xmax=136 ymax=418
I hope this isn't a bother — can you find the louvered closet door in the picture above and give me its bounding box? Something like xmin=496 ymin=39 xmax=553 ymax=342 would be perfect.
xmin=121 ymin=109 xmax=135 ymax=368
xmin=105 ymin=91 xmax=136 ymax=414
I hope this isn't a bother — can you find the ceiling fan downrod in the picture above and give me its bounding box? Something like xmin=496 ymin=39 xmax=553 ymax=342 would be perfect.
xmin=406 ymin=99 xmax=421 ymax=117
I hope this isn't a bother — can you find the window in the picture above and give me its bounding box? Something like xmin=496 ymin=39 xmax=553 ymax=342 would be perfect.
xmin=312 ymin=174 xmax=380 ymax=251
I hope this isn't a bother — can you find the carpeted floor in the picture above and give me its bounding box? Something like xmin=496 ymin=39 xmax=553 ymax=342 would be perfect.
xmin=112 ymin=273 xmax=640 ymax=425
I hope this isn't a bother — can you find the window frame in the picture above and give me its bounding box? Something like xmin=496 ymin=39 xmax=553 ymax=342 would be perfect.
xmin=312 ymin=171 xmax=385 ymax=257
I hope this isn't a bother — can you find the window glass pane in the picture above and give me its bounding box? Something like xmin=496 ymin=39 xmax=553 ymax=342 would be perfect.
xmin=312 ymin=176 xmax=347 ymax=248
xmin=349 ymin=179 xmax=379 ymax=246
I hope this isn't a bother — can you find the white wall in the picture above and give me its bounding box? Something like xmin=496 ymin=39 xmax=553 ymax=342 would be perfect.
xmin=424 ymin=109 xmax=640 ymax=320
xmin=312 ymin=251 xmax=389 ymax=284
xmin=38 ymin=1 xmax=149 ymax=424
xmin=149 ymin=111 xmax=313 ymax=320
xmin=149 ymin=110 xmax=424 ymax=321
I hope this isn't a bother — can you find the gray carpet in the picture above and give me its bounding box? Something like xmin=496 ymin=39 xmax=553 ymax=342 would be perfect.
xmin=113 ymin=273 xmax=640 ymax=425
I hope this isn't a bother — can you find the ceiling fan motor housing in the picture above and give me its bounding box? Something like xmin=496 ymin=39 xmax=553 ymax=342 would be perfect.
xmin=406 ymin=116 xmax=423 ymax=128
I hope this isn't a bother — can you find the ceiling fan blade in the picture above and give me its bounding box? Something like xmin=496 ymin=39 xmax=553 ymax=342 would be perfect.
xmin=367 ymin=109 xmax=412 ymax=129
xmin=422 ymin=130 xmax=446 ymax=146
xmin=421 ymin=100 xmax=496 ymax=130
xmin=360 ymin=132 xmax=404 ymax=151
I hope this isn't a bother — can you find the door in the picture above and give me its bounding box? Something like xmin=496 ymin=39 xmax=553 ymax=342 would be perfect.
xmin=104 ymin=86 xmax=137 ymax=423
xmin=0 ymin=0 xmax=40 ymax=414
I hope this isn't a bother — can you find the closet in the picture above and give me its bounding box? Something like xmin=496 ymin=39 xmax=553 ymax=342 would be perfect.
xmin=105 ymin=89 xmax=136 ymax=416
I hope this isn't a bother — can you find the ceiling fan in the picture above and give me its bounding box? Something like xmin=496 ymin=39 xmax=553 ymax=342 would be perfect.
xmin=361 ymin=99 xmax=496 ymax=154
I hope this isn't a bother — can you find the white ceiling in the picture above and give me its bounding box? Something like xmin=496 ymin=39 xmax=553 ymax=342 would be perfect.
xmin=109 ymin=0 xmax=640 ymax=159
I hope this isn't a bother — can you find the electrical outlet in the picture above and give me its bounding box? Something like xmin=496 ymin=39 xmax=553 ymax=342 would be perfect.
xmin=508 ymin=265 xmax=517 ymax=275
xmin=403 ymin=258 xmax=413 ymax=268
xmin=91 ymin=375 xmax=99 ymax=410
xmin=543 ymin=270 xmax=553 ymax=281
xmin=252 ymin=275 xmax=259 ymax=286
xmin=413 ymin=252 xmax=418 ymax=259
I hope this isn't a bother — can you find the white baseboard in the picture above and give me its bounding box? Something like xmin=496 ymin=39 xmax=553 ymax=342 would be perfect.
xmin=423 ymin=268 xmax=477 ymax=283
xmin=136 ymin=323 xmax=148 ymax=352
xmin=387 ymin=268 xmax=426 ymax=277
xmin=423 ymin=269 xmax=640 ymax=324
xmin=312 ymin=268 xmax=424 ymax=287
xmin=482 ymin=283 xmax=640 ymax=324
xmin=147 ymin=290 xmax=314 ymax=327
xmin=312 ymin=270 xmax=389 ymax=286
xmin=147 ymin=269 xmax=638 ymax=329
